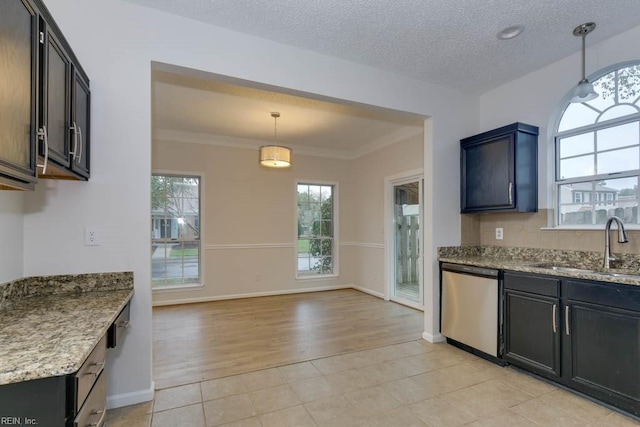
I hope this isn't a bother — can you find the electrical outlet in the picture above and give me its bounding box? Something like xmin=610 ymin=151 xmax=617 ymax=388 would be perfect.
xmin=85 ymin=227 xmax=100 ymax=246
xmin=495 ymin=227 xmax=504 ymax=240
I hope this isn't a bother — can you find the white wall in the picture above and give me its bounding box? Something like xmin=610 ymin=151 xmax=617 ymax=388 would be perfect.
xmin=16 ymin=0 xmax=474 ymax=406
xmin=478 ymin=25 xmax=640 ymax=210
xmin=351 ymin=132 xmax=424 ymax=297
xmin=0 ymin=192 xmax=24 ymax=284
xmin=151 ymin=139 xmax=355 ymax=304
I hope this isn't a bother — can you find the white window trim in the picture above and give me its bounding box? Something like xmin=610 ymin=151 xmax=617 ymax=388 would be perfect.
xmin=551 ymin=60 xmax=640 ymax=229
xmin=151 ymin=169 xmax=205 ymax=291
xmin=294 ymin=179 xmax=339 ymax=281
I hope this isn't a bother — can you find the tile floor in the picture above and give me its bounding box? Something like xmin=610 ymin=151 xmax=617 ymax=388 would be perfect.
xmin=107 ymin=340 xmax=640 ymax=427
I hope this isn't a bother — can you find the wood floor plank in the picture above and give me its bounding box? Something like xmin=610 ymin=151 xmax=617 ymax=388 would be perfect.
xmin=153 ymin=289 xmax=423 ymax=389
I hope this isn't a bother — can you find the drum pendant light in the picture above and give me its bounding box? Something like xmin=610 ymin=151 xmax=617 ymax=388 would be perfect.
xmin=259 ymin=112 xmax=292 ymax=168
xmin=570 ymin=22 xmax=598 ymax=103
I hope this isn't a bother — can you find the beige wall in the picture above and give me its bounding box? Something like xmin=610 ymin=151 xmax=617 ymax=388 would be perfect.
xmin=462 ymin=209 xmax=640 ymax=254
xmin=152 ymin=139 xmax=358 ymax=304
xmin=152 ymin=132 xmax=423 ymax=304
xmin=351 ymin=133 xmax=424 ymax=297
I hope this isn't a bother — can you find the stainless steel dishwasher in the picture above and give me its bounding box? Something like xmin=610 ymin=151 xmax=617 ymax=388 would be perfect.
xmin=441 ymin=263 xmax=502 ymax=359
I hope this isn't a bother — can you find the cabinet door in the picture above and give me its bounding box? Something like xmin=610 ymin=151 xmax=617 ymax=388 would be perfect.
xmin=461 ymin=135 xmax=514 ymax=212
xmin=39 ymin=21 xmax=71 ymax=169
xmin=0 ymin=376 xmax=67 ymax=427
xmin=70 ymin=69 xmax=90 ymax=178
xmin=504 ymin=290 xmax=560 ymax=379
xmin=0 ymin=0 xmax=38 ymax=189
xmin=564 ymin=301 xmax=640 ymax=417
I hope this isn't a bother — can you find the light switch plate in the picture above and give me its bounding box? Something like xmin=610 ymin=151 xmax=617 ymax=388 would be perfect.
xmin=495 ymin=227 xmax=504 ymax=240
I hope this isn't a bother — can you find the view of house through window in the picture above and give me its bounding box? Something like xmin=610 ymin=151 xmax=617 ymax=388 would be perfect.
xmin=555 ymin=63 xmax=640 ymax=226
xmin=151 ymin=174 xmax=201 ymax=288
xmin=297 ymin=183 xmax=335 ymax=276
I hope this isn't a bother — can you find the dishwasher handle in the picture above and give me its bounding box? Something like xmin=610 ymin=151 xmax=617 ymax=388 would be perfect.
xmin=441 ymin=263 xmax=499 ymax=278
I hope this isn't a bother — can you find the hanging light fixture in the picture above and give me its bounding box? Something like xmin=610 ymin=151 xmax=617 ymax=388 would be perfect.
xmin=570 ymin=22 xmax=598 ymax=103
xmin=259 ymin=112 xmax=292 ymax=168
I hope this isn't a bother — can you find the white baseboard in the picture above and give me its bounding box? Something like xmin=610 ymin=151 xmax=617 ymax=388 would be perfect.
xmin=422 ymin=332 xmax=446 ymax=343
xmin=153 ymin=285 xmax=351 ymax=306
xmin=107 ymin=381 xmax=155 ymax=409
xmin=351 ymin=285 xmax=385 ymax=299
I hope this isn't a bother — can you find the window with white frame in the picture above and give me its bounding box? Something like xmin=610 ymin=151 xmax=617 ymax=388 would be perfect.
xmin=555 ymin=62 xmax=640 ymax=226
xmin=151 ymin=174 xmax=201 ymax=288
xmin=296 ymin=183 xmax=336 ymax=277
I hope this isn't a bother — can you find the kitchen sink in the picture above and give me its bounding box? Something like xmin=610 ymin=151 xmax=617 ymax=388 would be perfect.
xmin=528 ymin=263 xmax=639 ymax=279
xmin=529 ymin=263 xmax=592 ymax=273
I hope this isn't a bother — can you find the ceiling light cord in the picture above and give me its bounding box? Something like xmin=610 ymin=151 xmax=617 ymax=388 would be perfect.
xmin=580 ymin=33 xmax=586 ymax=83
xmin=273 ymin=112 xmax=279 ymax=146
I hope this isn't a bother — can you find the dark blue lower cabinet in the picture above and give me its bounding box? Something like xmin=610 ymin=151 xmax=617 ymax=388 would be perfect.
xmin=563 ymin=300 xmax=640 ymax=417
xmin=504 ymin=290 xmax=561 ymax=380
xmin=505 ymin=272 xmax=640 ymax=418
xmin=0 ymin=376 xmax=67 ymax=426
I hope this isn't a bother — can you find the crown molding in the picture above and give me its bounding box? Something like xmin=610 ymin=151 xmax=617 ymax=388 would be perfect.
xmin=155 ymin=124 xmax=423 ymax=160
xmin=154 ymin=129 xmax=353 ymax=159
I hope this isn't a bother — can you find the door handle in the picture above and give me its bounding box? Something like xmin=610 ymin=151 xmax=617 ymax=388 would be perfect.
xmin=508 ymin=182 xmax=513 ymax=205
xmin=565 ymin=306 xmax=570 ymax=336
xmin=77 ymin=126 xmax=83 ymax=164
xmin=37 ymin=126 xmax=49 ymax=175
xmin=87 ymin=408 xmax=106 ymax=427
xmin=70 ymin=121 xmax=78 ymax=161
xmin=552 ymin=303 xmax=557 ymax=333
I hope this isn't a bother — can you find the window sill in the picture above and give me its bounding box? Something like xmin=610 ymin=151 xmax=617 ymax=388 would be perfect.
xmin=295 ymin=274 xmax=339 ymax=282
xmin=541 ymin=225 xmax=640 ymax=231
xmin=152 ymin=283 xmax=204 ymax=293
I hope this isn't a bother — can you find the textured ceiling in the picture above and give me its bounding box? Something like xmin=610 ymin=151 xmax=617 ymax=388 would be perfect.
xmin=128 ymin=0 xmax=640 ymax=94
xmin=152 ymin=70 xmax=424 ymax=155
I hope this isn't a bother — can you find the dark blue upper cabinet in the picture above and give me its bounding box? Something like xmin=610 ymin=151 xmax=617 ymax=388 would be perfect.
xmin=0 ymin=0 xmax=90 ymax=191
xmin=0 ymin=0 xmax=39 ymax=190
xmin=461 ymin=122 xmax=538 ymax=213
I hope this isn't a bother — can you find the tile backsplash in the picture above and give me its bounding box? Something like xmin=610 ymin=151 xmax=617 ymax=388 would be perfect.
xmin=461 ymin=209 xmax=640 ymax=254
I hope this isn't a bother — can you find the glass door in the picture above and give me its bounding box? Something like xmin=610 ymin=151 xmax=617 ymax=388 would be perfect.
xmin=392 ymin=180 xmax=423 ymax=308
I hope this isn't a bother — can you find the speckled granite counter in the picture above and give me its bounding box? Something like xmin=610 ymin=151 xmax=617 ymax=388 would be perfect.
xmin=439 ymin=246 xmax=640 ymax=286
xmin=0 ymin=272 xmax=133 ymax=385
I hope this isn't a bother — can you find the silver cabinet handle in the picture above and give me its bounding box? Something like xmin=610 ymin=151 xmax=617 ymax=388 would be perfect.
xmin=118 ymin=320 xmax=130 ymax=329
xmin=552 ymin=303 xmax=557 ymax=333
xmin=508 ymin=182 xmax=513 ymax=205
xmin=70 ymin=121 xmax=78 ymax=160
xmin=77 ymin=126 xmax=83 ymax=164
xmin=37 ymin=126 xmax=48 ymax=174
xmin=85 ymin=361 xmax=105 ymax=377
xmin=565 ymin=306 xmax=570 ymax=336
xmin=87 ymin=408 xmax=106 ymax=427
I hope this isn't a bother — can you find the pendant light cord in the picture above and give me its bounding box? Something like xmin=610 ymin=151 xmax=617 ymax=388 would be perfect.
xmin=581 ymin=34 xmax=586 ymax=82
xmin=271 ymin=112 xmax=281 ymax=148
xmin=274 ymin=115 xmax=278 ymax=147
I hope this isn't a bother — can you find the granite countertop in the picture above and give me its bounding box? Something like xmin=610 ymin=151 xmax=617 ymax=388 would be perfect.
xmin=0 ymin=272 xmax=133 ymax=386
xmin=439 ymin=246 xmax=640 ymax=287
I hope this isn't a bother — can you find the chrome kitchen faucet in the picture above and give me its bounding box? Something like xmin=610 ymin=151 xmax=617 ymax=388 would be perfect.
xmin=604 ymin=216 xmax=629 ymax=270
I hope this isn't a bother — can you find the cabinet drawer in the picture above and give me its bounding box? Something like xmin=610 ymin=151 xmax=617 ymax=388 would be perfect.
xmin=73 ymin=370 xmax=106 ymax=427
xmin=108 ymin=301 xmax=130 ymax=348
xmin=74 ymin=334 xmax=106 ymax=412
xmin=504 ymin=271 xmax=559 ymax=297
xmin=564 ymin=280 xmax=640 ymax=312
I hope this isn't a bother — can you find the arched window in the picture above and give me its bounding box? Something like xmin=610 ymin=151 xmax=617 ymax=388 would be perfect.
xmin=554 ymin=62 xmax=640 ymax=226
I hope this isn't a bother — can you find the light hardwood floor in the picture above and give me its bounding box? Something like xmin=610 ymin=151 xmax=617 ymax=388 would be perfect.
xmin=153 ymin=289 xmax=423 ymax=390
